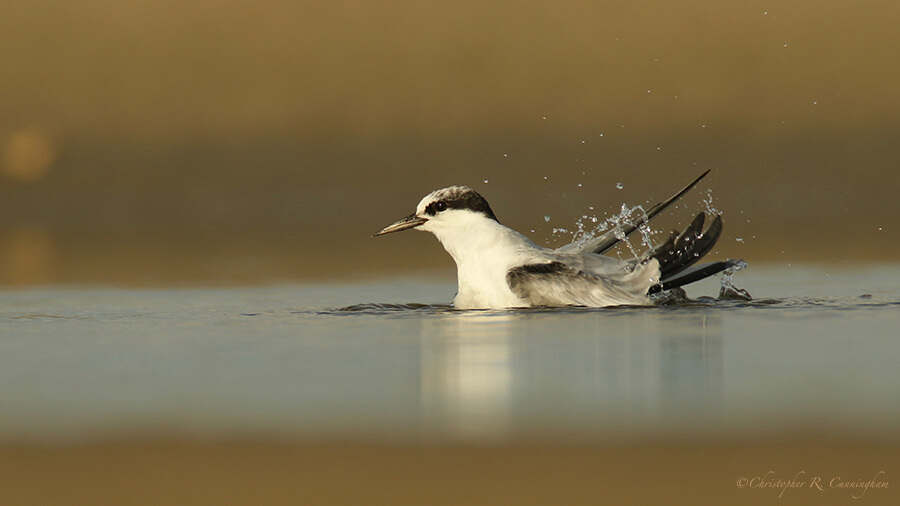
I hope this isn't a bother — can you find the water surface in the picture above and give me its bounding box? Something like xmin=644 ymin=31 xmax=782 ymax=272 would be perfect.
xmin=1 ymin=265 xmax=897 ymax=442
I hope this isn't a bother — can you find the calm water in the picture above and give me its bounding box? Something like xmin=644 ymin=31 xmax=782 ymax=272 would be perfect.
xmin=1 ymin=265 xmax=897 ymax=442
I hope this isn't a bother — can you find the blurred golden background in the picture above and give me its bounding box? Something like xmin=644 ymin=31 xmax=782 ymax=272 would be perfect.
xmin=2 ymin=0 xmax=898 ymax=286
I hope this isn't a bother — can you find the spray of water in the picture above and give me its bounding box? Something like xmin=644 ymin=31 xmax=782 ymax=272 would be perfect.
xmin=702 ymin=188 xmax=719 ymax=216
xmin=544 ymin=187 xmax=751 ymax=300
xmin=719 ymin=259 xmax=751 ymax=300
xmin=551 ymin=201 xmax=664 ymax=260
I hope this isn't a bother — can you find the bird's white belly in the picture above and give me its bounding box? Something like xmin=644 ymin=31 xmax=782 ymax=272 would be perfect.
xmin=453 ymin=261 xmax=526 ymax=309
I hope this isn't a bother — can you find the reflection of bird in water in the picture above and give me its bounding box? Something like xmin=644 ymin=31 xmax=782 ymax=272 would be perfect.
xmin=374 ymin=170 xmax=742 ymax=308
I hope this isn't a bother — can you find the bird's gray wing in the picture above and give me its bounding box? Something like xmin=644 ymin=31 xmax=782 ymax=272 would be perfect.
xmin=506 ymin=262 xmax=652 ymax=307
xmin=558 ymin=170 xmax=711 ymax=255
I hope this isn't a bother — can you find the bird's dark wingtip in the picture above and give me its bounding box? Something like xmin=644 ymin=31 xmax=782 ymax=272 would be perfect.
xmin=649 ymin=210 xmax=724 ymax=279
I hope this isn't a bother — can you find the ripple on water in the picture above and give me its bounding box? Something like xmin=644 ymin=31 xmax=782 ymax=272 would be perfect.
xmin=310 ymin=296 xmax=899 ymax=317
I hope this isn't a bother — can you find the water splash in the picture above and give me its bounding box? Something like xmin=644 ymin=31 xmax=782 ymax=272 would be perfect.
xmin=612 ymin=204 xmax=642 ymax=258
xmin=602 ymin=203 xmax=659 ymax=258
xmin=719 ymin=259 xmax=752 ymax=300
xmin=702 ymin=188 xmax=719 ymax=216
xmin=551 ymin=201 xmax=666 ymax=259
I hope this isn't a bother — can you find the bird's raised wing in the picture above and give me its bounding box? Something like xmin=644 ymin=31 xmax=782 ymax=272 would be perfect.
xmin=558 ymin=170 xmax=711 ymax=255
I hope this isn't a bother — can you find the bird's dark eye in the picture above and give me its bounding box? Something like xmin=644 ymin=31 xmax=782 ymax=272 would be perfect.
xmin=434 ymin=201 xmax=448 ymax=212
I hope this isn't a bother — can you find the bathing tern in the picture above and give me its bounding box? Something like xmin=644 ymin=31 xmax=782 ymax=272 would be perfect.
xmin=374 ymin=171 xmax=739 ymax=308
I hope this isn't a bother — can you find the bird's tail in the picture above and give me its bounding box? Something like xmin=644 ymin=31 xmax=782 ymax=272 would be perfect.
xmin=645 ymin=212 xmax=740 ymax=293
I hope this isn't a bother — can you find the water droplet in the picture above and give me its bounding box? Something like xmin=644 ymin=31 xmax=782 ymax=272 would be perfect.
xmin=615 ymin=182 xmax=624 ymax=189
xmin=544 ymin=214 xmax=551 ymax=222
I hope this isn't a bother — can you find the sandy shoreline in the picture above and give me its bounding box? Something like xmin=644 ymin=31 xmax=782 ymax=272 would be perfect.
xmin=2 ymin=437 xmax=896 ymax=505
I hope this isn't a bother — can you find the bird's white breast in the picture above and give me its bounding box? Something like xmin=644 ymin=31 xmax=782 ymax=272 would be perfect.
xmin=424 ymin=215 xmax=536 ymax=308
xmin=453 ymin=252 xmax=525 ymax=308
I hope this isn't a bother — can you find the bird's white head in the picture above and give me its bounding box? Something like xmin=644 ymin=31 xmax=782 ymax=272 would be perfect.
xmin=372 ymin=185 xmax=499 ymax=242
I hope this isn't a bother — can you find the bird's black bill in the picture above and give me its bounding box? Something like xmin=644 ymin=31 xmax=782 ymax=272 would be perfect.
xmin=372 ymin=214 xmax=427 ymax=237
